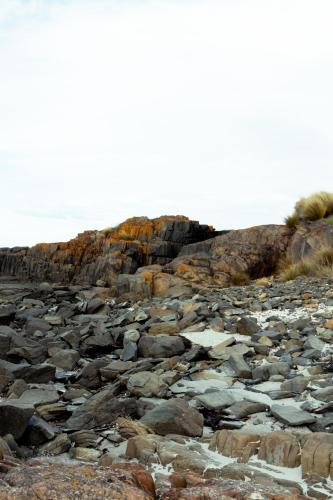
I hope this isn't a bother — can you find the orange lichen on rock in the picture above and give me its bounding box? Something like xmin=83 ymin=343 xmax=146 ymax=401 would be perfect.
xmin=0 ymin=216 xmax=216 ymax=288
xmin=0 ymin=463 xmax=155 ymax=500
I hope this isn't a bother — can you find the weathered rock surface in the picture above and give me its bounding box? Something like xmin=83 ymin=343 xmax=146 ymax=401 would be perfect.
xmin=0 ymin=216 xmax=218 ymax=288
xmin=209 ymin=429 xmax=261 ymax=460
xmin=161 ymin=477 xmax=308 ymax=500
xmin=271 ymin=405 xmax=316 ymax=426
xmin=288 ymin=219 xmax=333 ymax=262
xmin=0 ymin=463 xmax=155 ymax=499
xmin=258 ymin=431 xmax=301 ymax=468
xmin=138 ymin=335 xmax=185 ymax=358
xmin=141 ymin=399 xmax=204 ymax=437
xmin=301 ymin=432 xmax=333 ymax=479
xmin=127 ymin=372 xmax=168 ymax=398
xmin=66 ymin=391 xmax=137 ymax=430
xmin=0 ymin=401 xmax=34 ymax=439
xmin=165 ymin=224 xmax=292 ymax=286
xmin=0 ymin=217 xmax=296 ymax=293
xmin=0 ymin=268 xmax=333 ymax=496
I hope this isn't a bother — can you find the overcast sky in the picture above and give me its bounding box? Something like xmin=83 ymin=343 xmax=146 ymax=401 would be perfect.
xmin=1 ymin=0 xmax=332 ymax=247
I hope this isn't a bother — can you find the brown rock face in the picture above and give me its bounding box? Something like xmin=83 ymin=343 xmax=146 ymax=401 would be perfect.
xmin=258 ymin=431 xmax=301 ymax=468
xmin=0 ymin=463 xmax=155 ymax=499
xmin=209 ymin=429 xmax=261 ymax=461
xmin=301 ymin=432 xmax=333 ymax=479
xmin=0 ymin=216 xmax=217 ymax=287
xmin=0 ymin=218 xmax=294 ymax=293
xmin=165 ymin=224 xmax=293 ymax=286
xmin=287 ymin=220 xmax=333 ymax=262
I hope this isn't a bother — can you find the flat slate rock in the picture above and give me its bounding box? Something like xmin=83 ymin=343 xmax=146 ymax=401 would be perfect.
xmin=18 ymin=389 xmax=59 ymax=407
xmin=271 ymin=404 xmax=316 ymax=426
xmin=195 ymin=391 xmax=236 ymax=410
xmin=225 ymin=400 xmax=269 ymax=419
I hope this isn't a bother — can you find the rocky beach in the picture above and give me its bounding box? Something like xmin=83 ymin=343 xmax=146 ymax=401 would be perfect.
xmin=0 ymin=214 xmax=332 ymax=498
xmin=2 ymin=0 xmax=332 ymax=495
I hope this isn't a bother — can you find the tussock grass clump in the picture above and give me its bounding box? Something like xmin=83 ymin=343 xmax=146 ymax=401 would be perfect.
xmin=279 ymin=260 xmax=312 ymax=281
xmin=279 ymin=245 xmax=333 ymax=281
xmin=315 ymin=246 xmax=333 ymax=268
xmin=284 ymin=213 xmax=300 ymax=228
xmin=285 ymin=191 xmax=333 ymax=226
xmin=230 ymin=270 xmax=250 ymax=286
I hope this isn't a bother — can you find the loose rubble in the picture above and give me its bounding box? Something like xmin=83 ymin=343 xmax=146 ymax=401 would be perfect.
xmin=1 ymin=274 xmax=333 ymax=498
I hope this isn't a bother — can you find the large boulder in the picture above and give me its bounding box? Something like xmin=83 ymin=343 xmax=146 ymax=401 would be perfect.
xmin=66 ymin=390 xmax=137 ymax=430
xmin=258 ymin=431 xmax=301 ymax=468
xmin=209 ymin=430 xmax=261 ymax=461
xmin=140 ymin=399 xmax=203 ymax=437
xmin=165 ymin=224 xmax=292 ymax=286
xmin=0 ymin=401 xmax=34 ymax=439
xmin=127 ymin=372 xmax=168 ymax=398
xmin=0 ymin=359 xmax=56 ymax=389
xmin=301 ymin=432 xmax=333 ymax=479
xmin=138 ymin=335 xmax=185 ymax=358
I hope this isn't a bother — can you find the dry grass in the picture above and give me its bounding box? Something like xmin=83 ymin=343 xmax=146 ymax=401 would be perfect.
xmin=279 ymin=246 xmax=333 ymax=281
xmin=230 ymin=270 xmax=250 ymax=286
xmin=315 ymin=246 xmax=333 ymax=267
xmin=295 ymin=195 xmax=327 ymax=221
xmin=285 ymin=191 xmax=333 ymax=225
xmin=319 ymin=192 xmax=333 ymax=215
xmin=284 ymin=213 xmax=300 ymax=228
xmin=279 ymin=260 xmax=312 ymax=281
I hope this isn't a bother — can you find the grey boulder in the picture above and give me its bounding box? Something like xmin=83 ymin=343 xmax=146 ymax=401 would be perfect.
xmin=138 ymin=335 xmax=185 ymax=358
xmin=66 ymin=389 xmax=137 ymax=430
xmin=271 ymin=405 xmax=316 ymax=426
xmin=0 ymin=401 xmax=34 ymax=439
xmin=141 ymin=399 xmax=203 ymax=437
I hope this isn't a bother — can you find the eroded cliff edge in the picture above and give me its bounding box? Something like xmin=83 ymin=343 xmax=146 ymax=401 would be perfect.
xmin=2 ymin=215 xmax=333 ymax=297
xmin=0 ymin=216 xmax=220 ymax=287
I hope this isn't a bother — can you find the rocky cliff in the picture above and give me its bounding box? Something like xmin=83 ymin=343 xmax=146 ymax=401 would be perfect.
xmin=6 ymin=215 xmax=333 ymax=296
xmin=0 ymin=216 xmax=221 ymax=287
xmin=0 ymin=214 xmax=297 ymax=297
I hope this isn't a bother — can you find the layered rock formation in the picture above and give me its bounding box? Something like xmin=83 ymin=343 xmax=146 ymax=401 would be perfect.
xmin=0 ymin=216 xmax=295 ymax=295
xmin=0 ymin=216 xmax=220 ymax=287
xmin=2 ymin=215 xmax=333 ymax=298
xmin=166 ymin=224 xmax=293 ymax=286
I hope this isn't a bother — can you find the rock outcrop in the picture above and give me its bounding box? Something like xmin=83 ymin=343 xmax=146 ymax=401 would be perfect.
xmin=287 ymin=220 xmax=333 ymax=262
xmin=0 ymin=218 xmax=295 ymax=294
xmin=165 ymin=224 xmax=292 ymax=286
xmin=0 ymin=216 xmax=219 ymax=288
